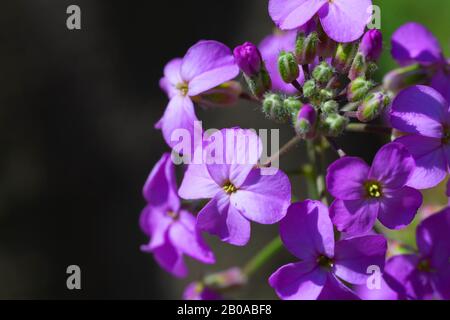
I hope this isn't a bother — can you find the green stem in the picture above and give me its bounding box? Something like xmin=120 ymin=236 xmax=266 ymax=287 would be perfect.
xmin=243 ymin=236 xmax=283 ymax=278
xmin=346 ymin=123 xmax=392 ymax=135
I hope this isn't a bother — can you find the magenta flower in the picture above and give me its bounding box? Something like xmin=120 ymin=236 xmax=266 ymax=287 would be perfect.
xmin=359 ymin=29 xmax=383 ymax=61
xmin=355 ymin=278 xmax=401 ymax=300
xmin=259 ymin=31 xmax=305 ymax=94
xmin=384 ymin=208 xmax=450 ymax=300
xmin=183 ymin=282 xmax=222 ymax=300
xmin=268 ymin=0 xmax=372 ymax=43
xmin=157 ymin=41 xmax=239 ymax=147
xmin=269 ymin=200 xmax=387 ymax=300
xmin=391 ymin=22 xmax=450 ymax=102
xmin=140 ymin=153 xmax=215 ymax=277
xmin=179 ymin=128 xmax=291 ymax=246
xmin=233 ymin=42 xmax=263 ymax=77
xmin=327 ymin=142 xmax=423 ymax=236
xmin=391 ymin=85 xmax=450 ymax=189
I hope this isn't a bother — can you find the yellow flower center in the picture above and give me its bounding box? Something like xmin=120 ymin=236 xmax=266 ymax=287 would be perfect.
xmin=317 ymin=255 xmax=334 ymax=271
xmin=365 ymin=181 xmax=383 ymax=198
xmin=223 ymin=182 xmax=238 ymax=194
xmin=176 ymin=82 xmax=189 ymax=96
xmin=417 ymin=259 xmax=434 ymax=273
xmin=167 ymin=210 xmax=179 ymax=220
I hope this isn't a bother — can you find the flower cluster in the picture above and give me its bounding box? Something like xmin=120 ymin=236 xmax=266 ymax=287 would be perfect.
xmin=139 ymin=1 xmax=450 ymax=300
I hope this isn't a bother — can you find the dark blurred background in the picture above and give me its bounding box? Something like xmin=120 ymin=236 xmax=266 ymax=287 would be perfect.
xmin=0 ymin=0 xmax=448 ymax=299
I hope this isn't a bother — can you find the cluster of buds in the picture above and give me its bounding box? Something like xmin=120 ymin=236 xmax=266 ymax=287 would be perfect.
xmin=234 ymin=27 xmax=389 ymax=140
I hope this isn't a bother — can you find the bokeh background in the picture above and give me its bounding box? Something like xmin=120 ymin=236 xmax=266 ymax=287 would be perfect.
xmin=0 ymin=0 xmax=448 ymax=299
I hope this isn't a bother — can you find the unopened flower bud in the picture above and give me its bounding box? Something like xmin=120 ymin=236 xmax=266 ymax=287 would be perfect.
xmin=312 ymin=62 xmax=334 ymax=84
xmin=203 ymin=267 xmax=247 ymax=291
xmin=383 ymin=64 xmax=431 ymax=93
xmin=357 ymin=92 xmax=391 ymax=122
xmin=244 ymin=68 xmax=272 ymax=99
xmin=233 ymin=42 xmax=262 ymax=77
xmin=278 ymin=51 xmax=300 ymax=84
xmin=333 ymin=43 xmax=358 ymax=73
xmin=359 ymin=29 xmax=383 ymax=61
xmin=321 ymin=100 xmax=339 ymax=114
xmin=295 ymin=31 xmax=319 ymax=65
xmin=320 ymin=88 xmax=335 ymax=101
xmin=323 ymin=113 xmax=349 ymax=137
xmin=283 ymin=97 xmax=303 ymax=116
xmin=303 ymin=80 xmax=317 ymax=98
xmin=263 ymin=93 xmax=289 ymax=122
xmin=348 ymin=52 xmax=366 ymax=81
xmin=347 ymin=77 xmax=374 ymax=102
xmin=295 ymin=104 xmax=317 ymax=139
xmin=196 ymin=81 xmax=242 ymax=108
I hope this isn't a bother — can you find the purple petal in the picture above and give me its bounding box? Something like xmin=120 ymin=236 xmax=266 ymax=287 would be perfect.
xmin=330 ymin=199 xmax=379 ymax=236
xmin=431 ymin=69 xmax=450 ymax=104
xmin=181 ymin=41 xmax=239 ymax=96
xmin=269 ymin=261 xmax=327 ymax=300
xmin=197 ymin=193 xmax=251 ymax=246
xmin=259 ymin=31 xmax=305 ymax=94
xmin=317 ymin=273 xmax=360 ymax=300
xmin=279 ymin=201 xmax=335 ymax=261
xmin=143 ymin=153 xmax=180 ymax=211
xmin=369 ymin=143 xmax=416 ymax=189
xmin=179 ymin=163 xmax=222 ymax=200
xmin=390 ymin=85 xmax=447 ymax=138
xmin=378 ymin=187 xmax=422 ymax=230
xmin=151 ymin=235 xmax=188 ymax=278
xmin=205 ymin=128 xmax=263 ymax=188
xmin=168 ymin=210 xmax=215 ymax=264
xmin=160 ymin=58 xmax=183 ymax=98
xmin=183 ymin=282 xmax=222 ymax=300
xmin=319 ymin=0 xmax=372 ymax=43
xmin=334 ymin=235 xmax=387 ymax=285
xmin=395 ymin=135 xmax=447 ymax=189
xmin=355 ymin=277 xmax=401 ymax=300
xmin=140 ymin=205 xmax=172 ymax=250
xmin=156 ymin=95 xmax=199 ymax=149
xmin=432 ymin=267 xmax=450 ymax=300
xmin=384 ymin=255 xmax=434 ymax=300
xmin=391 ymin=22 xmax=443 ymax=66
xmin=326 ymin=157 xmax=369 ymax=201
xmin=268 ymin=0 xmax=327 ymax=31
xmin=230 ymin=169 xmax=291 ymax=224
xmin=416 ymin=208 xmax=450 ymax=270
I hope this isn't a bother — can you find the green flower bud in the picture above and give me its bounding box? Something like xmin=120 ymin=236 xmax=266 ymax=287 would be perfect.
xmin=333 ymin=43 xmax=358 ymax=73
xmin=322 ymin=113 xmax=349 ymax=137
xmin=357 ymin=92 xmax=391 ymax=122
xmin=295 ymin=31 xmax=319 ymax=65
xmin=347 ymin=77 xmax=374 ymax=102
xmin=244 ymin=66 xmax=272 ymax=99
xmin=302 ymin=80 xmax=317 ymax=98
xmin=383 ymin=63 xmax=432 ymax=94
xmin=312 ymin=61 xmax=334 ymax=84
xmin=320 ymin=88 xmax=335 ymax=101
xmin=321 ymin=100 xmax=339 ymax=114
xmin=263 ymin=93 xmax=289 ymax=123
xmin=278 ymin=51 xmax=300 ymax=84
xmin=283 ymin=97 xmax=303 ymax=117
xmin=349 ymin=52 xmax=367 ymax=80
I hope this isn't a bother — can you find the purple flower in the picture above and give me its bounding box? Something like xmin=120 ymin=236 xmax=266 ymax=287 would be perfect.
xmin=179 ymin=128 xmax=291 ymax=246
xmin=269 ymin=200 xmax=387 ymax=300
xmin=233 ymin=42 xmax=263 ymax=77
xmin=390 ymin=85 xmax=450 ymax=189
xmin=355 ymin=278 xmax=401 ymax=300
xmin=183 ymin=282 xmax=222 ymax=300
xmin=259 ymin=31 xmax=305 ymax=94
xmin=268 ymin=0 xmax=373 ymax=43
xmin=359 ymin=29 xmax=383 ymax=61
xmin=391 ymin=22 xmax=450 ymax=102
xmin=157 ymin=41 xmax=239 ymax=148
xmin=327 ymin=142 xmax=423 ymax=236
xmin=140 ymin=153 xmax=215 ymax=277
xmin=384 ymin=208 xmax=450 ymax=300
